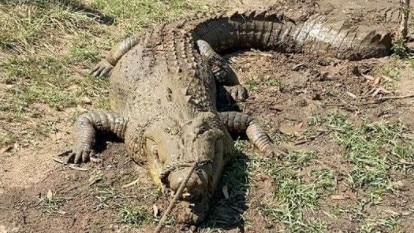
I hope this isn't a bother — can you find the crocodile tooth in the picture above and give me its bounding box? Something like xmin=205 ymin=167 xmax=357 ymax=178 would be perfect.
xmin=184 ymin=95 xmax=192 ymax=103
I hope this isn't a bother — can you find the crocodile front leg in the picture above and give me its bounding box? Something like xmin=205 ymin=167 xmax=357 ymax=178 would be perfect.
xmin=64 ymin=111 xmax=128 ymax=164
xmin=219 ymin=111 xmax=286 ymax=157
xmin=91 ymin=34 xmax=141 ymax=77
xmin=197 ymin=39 xmax=248 ymax=102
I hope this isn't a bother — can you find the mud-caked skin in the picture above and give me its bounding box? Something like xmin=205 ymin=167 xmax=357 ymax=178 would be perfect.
xmin=64 ymin=9 xmax=393 ymax=224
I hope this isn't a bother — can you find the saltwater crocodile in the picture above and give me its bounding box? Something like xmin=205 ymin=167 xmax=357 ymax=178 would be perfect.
xmin=63 ymin=9 xmax=392 ymax=224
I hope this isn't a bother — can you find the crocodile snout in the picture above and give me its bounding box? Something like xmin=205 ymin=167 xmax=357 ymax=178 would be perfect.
xmin=163 ymin=164 xmax=212 ymax=201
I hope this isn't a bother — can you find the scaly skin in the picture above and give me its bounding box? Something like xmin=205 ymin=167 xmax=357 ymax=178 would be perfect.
xmin=65 ymin=111 xmax=128 ymax=164
xmin=64 ymin=9 xmax=393 ymax=224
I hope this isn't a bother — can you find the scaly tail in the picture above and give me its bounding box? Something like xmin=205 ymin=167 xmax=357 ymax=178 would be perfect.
xmin=193 ymin=11 xmax=392 ymax=60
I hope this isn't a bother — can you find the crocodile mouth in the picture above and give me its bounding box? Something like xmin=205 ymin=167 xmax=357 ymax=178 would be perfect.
xmin=161 ymin=161 xmax=213 ymax=196
xmin=159 ymin=160 xmax=213 ymax=224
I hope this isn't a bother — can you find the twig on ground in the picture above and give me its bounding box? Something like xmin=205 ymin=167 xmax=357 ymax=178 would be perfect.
xmin=89 ymin=178 xmax=102 ymax=186
xmin=346 ymin=91 xmax=357 ymax=99
xmin=122 ymin=179 xmax=140 ymax=188
xmin=68 ymin=165 xmax=88 ymax=171
xmin=53 ymin=157 xmax=66 ymax=164
xmin=326 ymin=93 xmax=414 ymax=108
xmin=56 ymin=150 xmax=71 ymax=157
xmin=379 ymin=93 xmax=414 ymax=100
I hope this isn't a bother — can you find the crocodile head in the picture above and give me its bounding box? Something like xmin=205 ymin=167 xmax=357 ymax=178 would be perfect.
xmin=142 ymin=111 xmax=233 ymax=223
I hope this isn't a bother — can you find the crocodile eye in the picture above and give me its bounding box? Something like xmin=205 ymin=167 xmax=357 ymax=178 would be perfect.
xmin=197 ymin=123 xmax=210 ymax=135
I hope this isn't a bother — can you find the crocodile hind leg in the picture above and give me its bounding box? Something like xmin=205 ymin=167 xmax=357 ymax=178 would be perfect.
xmin=219 ymin=111 xmax=286 ymax=157
xmin=63 ymin=111 xmax=128 ymax=164
xmin=197 ymin=40 xmax=248 ymax=102
xmin=91 ymin=34 xmax=141 ymax=77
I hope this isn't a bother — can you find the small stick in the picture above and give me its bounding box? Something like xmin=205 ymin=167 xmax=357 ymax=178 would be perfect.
xmin=53 ymin=157 xmax=66 ymax=165
xmin=345 ymin=91 xmax=357 ymax=99
xmin=89 ymin=177 xmax=103 ymax=186
xmin=379 ymin=93 xmax=414 ymax=100
xmin=154 ymin=162 xmax=198 ymax=233
xmin=325 ymin=93 xmax=414 ymax=107
xmin=68 ymin=165 xmax=88 ymax=171
xmin=56 ymin=150 xmax=71 ymax=157
xmin=122 ymin=179 xmax=140 ymax=188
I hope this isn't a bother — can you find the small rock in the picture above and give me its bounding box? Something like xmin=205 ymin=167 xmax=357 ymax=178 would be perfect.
xmin=46 ymin=189 xmax=53 ymax=200
xmin=311 ymin=93 xmax=322 ymax=100
xmin=153 ymin=204 xmax=159 ymax=217
xmin=56 ymin=105 xmax=64 ymax=111
xmin=351 ymin=65 xmax=360 ymax=76
xmin=82 ymin=97 xmax=92 ymax=105
xmin=0 ymin=145 xmax=12 ymax=156
xmin=66 ymin=84 xmax=80 ymax=91
xmin=77 ymin=105 xmax=88 ymax=112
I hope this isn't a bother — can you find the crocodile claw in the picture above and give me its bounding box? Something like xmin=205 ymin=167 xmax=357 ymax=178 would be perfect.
xmin=59 ymin=148 xmax=100 ymax=164
xmin=225 ymin=85 xmax=248 ymax=102
xmin=263 ymin=145 xmax=288 ymax=159
xmin=91 ymin=59 xmax=114 ymax=78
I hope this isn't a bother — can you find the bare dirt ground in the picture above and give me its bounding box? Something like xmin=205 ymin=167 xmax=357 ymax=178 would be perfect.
xmin=2 ymin=0 xmax=414 ymax=232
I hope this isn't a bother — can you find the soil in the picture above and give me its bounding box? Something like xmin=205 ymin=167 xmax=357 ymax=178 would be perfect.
xmin=2 ymin=0 xmax=414 ymax=232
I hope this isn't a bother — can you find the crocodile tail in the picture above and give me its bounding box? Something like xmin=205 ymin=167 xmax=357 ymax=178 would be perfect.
xmin=193 ymin=10 xmax=392 ymax=60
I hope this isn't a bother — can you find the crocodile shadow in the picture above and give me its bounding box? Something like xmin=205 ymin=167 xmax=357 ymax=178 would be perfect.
xmin=201 ymin=149 xmax=250 ymax=232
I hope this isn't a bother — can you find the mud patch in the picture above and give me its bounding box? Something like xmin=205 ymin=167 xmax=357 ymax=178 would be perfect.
xmin=0 ymin=143 xmax=159 ymax=233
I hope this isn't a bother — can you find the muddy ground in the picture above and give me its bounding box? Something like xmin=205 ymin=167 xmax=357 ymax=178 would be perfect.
xmin=2 ymin=0 xmax=414 ymax=232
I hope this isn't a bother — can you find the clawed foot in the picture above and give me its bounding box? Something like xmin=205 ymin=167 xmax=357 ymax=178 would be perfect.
xmin=262 ymin=145 xmax=288 ymax=159
xmin=224 ymin=85 xmax=248 ymax=102
xmin=57 ymin=148 xmax=102 ymax=164
xmin=91 ymin=59 xmax=113 ymax=78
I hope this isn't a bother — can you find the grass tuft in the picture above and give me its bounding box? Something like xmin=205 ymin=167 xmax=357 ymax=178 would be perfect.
xmin=118 ymin=206 xmax=152 ymax=227
xmin=328 ymin=113 xmax=414 ymax=195
xmin=39 ymin=190 xmax=68 ymax=213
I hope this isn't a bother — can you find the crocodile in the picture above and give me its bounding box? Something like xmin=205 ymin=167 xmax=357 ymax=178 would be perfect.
xmin=62 ymin=9 xmax=392 ymax=224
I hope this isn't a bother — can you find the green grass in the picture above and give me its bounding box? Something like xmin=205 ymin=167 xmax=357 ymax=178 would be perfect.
xmin=0 ymin=0 xmax=208 ymax=148
xmin=39 ymin=190 xmax=68 ymax=213
xmin=257 ymin=150 xmax=334 ymax=232
xmin=93 ymin=0 xmax=200 ymax=33
xmin=242 ymin=109 xmax=414 ymax=232
xmin=118 ymin=206 xmax=152 ymax=227
xmin=245 ymin=75 xmax=282 ymax=92
xmin=94 ymin=185 xmax=119 ymax=209
xmin=383 ymin=66 xmax=401 ymax=81
xmin=392 ymin=40 xmax=409 ymax=58
xmin=360 ymin=215 xmax=400 ymax=233
xmin=327 ymin=113 xmax=414 ymax=196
